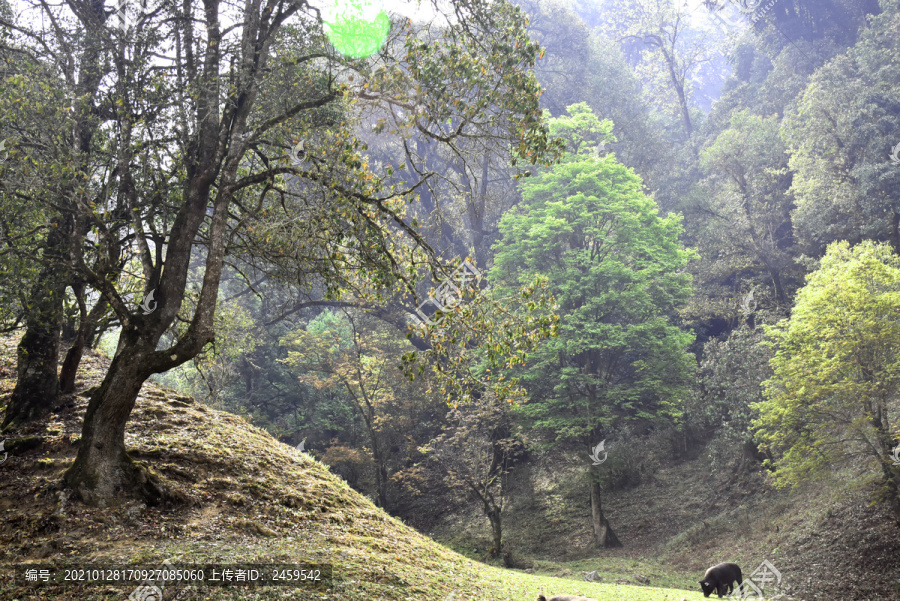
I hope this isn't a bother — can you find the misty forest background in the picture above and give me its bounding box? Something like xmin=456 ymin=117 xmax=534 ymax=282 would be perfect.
xmin=1 ymin=0 xmax=900 ymax=577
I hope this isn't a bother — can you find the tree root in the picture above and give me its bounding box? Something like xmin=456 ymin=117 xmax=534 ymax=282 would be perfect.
xmin=64 ymin=454 xmax=192 ymax=508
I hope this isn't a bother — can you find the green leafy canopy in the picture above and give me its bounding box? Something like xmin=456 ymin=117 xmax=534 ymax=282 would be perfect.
xmin=756 ymin=240 xmax=900 ymax=487
xmin=490 ymin=103 xmax=696 ymax=444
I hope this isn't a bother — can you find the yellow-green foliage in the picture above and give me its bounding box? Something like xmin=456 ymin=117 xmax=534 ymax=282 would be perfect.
xmin=755 ymin=240 xmax=900 ymax=487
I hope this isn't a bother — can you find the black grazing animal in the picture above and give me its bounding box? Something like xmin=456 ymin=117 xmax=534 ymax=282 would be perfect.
xmin=699 ymin=562 xmax=743 ymax=598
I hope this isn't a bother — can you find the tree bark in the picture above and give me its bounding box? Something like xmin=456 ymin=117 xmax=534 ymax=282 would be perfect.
xmin=590 ymin=477 xmax=622 ymax=548
xmin=62 ymin=0 xmax=232 ymax=501
xmin=470 ymin=481 xmax=504 ymax=557
xmin=872 ymin=397 xmax=900 ymax=528
xmin=488 ymin=506 xmax=502 ymax=557
xmin=64 ymin=160 xmax=222 ymax=505
xmin=4 ymin=0 xmax=105 ymax=430
xmin=59 ymin=286 xmax=108 ymax=394
xmin=63 ymin=345 xmax=172 ymax=506
xmin=2 ymin=224 xmax=71 ymax=430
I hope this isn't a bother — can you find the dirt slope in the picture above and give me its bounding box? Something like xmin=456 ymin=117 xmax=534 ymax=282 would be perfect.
xmin=428 ymin=433 xmax=900 ymax=601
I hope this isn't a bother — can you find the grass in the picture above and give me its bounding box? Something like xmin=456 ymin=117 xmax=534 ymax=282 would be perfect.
xmin=0 ymin=339 xmax=710 ymax=601
xmin=11 ymin=335 xmax=899 ymax=600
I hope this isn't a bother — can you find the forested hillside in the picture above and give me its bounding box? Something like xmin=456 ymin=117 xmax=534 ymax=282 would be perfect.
xmin=1 ymin=0 xmax=899 ymax=600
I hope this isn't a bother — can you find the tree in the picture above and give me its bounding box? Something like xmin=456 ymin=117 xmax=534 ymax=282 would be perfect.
xmin=613 ymin=0 xmax=712 ymax=144
xmin=4 ymin=0 xmax=560 ymax=505
xmin=695 ymin=327 xmax=774 ymax=486
xmin=281 ymin=308 xmax=420 ymax=509
xmin=763 ymin=0 xmax=880 ymax=46
xmin=0 ymin=24 xmax=104 ymax=428
xmin=781 ymin=2 xmax=900 ymax=255
xmin=686 ymin=110 xmax=797 ymax=315
xmin=517 ymin=0 xmax=672 ymax=205
xmin=756 ymin=240 xmax=900 ymax=527
xmin=425 ymin=392 xmax=522 ymax=558
xmin=492 ymin=103 xmax=696 ymax=546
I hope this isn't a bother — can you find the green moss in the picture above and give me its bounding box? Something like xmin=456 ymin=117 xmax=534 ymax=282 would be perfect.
xmin=4 ymin=435 xmax=43 ymax=455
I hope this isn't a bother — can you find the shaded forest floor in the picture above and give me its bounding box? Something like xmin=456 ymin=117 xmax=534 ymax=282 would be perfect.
xmin=0 ymin=334 xmax=898 ymax=600
xmin=429 ymin=420 xmax=900 ymax=600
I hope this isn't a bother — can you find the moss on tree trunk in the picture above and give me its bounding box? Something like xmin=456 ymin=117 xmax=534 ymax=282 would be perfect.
xmin=2 ymin=273 xmax=67 ymax=430
xmin=63 ymin=350 xmax=182 ymax=507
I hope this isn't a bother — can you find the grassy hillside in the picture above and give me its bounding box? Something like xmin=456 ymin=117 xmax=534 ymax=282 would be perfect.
xmin=0 ymin=336 xmax=708 ymax=601
xmin=2 ymin=335 xmax=899 ymax=601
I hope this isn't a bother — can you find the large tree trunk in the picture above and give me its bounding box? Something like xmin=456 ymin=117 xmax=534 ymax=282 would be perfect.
xmin=4 ymin=0 xmax=105 ymax=430
xmin=590 ymin=478 xmax=622 ymax=548
xmin=63 ymin=179 xmax=222 ymax=505
xmin=1 ymin=226 xmax=71 ymax=429
xmin=58 ymin=336 xmax=85 ymax=396
xmin=63 ymin=344 xmax=174 ymax=506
